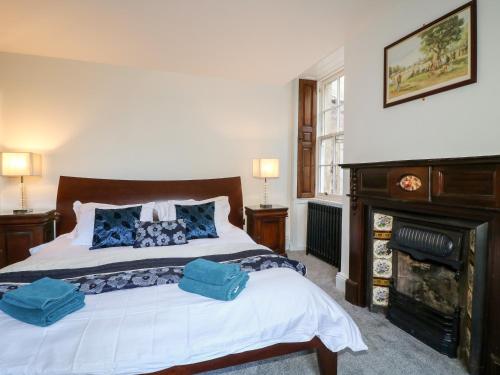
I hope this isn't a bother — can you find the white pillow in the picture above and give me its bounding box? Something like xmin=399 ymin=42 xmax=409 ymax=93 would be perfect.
xmin=154 ymin=199 xmax=195 ymax=222
xmin=156 ymin=197 xmax=231 ymax=234
xmin=72 ymin=201 xmax=155 ymax=246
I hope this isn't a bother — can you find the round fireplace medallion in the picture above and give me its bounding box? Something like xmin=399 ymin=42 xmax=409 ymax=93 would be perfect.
xmin=399 ymin=175 xmax=422 ymax=191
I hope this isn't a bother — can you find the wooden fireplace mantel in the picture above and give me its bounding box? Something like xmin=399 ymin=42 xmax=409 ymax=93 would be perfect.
xmin=341 ymin=154 xmax=500 ymax=375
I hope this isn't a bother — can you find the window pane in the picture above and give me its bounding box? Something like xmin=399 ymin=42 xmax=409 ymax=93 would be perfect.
xmin=319 ymin=166 xmax=333 ymax=195
xmin=320 ymin=138 xmax=334 ymax=165
xmin=323 ymin=109 xmax=337 ymax=135
xmin=324 ymin=79 xmax=338 ymax=110
xmin=339 ymin=76 xmax=344 ymax=105
xmin=316 ymin=72 xmax=344 ymax=197
xmin=333 ymin=135 xmax=344 ymax=195
xmin=335 ymin=135 xmax=344 ymax=164
xmin=338 ymin=105 xmax=344 ymax=132
xmin=333 ymin=165 xmax=343 ymax=195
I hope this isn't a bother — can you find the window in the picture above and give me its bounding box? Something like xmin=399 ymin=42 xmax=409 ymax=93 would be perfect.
xmin=317 ymin=72 xmax=344 ymax=196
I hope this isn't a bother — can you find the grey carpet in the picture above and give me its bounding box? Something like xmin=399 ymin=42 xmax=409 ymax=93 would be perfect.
xmin=204 ymin=252 xmax=469 ymax=375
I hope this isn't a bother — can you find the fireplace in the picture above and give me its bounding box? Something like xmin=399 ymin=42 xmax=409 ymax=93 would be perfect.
xmin=341 ymin=156 xmax=500 ymax=375
xmin=366 ymin=211 xmax=487 ymax=371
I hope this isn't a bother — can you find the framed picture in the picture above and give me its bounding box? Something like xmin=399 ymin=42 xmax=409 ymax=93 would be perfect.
xmin=384 ymin=1 xmax=477 ymax=108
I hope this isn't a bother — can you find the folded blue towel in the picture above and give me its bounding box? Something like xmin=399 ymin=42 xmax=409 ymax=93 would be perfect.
xmin=0 ymin=291 xmax=85 ymax=327
xmin=183 ymin=258 xmax=242 ymax=286
xmin=179 ymin=272 xmax=249 ymax=301
xmin=2 ymin=277 xmax=78 ymax=310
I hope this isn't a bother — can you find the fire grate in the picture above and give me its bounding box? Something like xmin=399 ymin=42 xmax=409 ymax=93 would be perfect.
xmin=387 ymin=286 xmax=460 ymax=357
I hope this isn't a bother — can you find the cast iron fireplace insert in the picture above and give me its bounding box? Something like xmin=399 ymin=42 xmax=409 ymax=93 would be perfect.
xmin=368 ymin=210 xmax=487 ymax=375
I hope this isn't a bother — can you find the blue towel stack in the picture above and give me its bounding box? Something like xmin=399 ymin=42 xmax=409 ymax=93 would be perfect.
xmin=0 ymin=277 xmax=85 ymax=327
xmin=179 ymin=258 xmax=249 ymax=301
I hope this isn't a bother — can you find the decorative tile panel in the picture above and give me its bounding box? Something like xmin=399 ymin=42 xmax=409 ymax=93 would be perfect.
xmin=370 ymin=212 xmax=394 ymax=312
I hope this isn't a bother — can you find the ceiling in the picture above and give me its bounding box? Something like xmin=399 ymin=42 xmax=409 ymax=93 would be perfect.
xmin=0 ymin=0 xmax=364 ymax=84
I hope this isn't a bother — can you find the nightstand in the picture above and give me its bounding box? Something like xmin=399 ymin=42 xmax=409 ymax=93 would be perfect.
xmin=0 ymin=210 xmax=59 ymax=267
xmin=245 ymin=205 xmax=288 ymax=255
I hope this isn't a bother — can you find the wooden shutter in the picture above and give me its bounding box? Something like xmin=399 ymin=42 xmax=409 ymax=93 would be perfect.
xmin=297 ymin=79 xmax=317 ymax=198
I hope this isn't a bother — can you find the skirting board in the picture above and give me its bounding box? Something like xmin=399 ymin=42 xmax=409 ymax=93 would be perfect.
xmin=288 ymin=243 xmax=306 ymax=251
xmin=335 ymin=272 xmax=348 ymax=292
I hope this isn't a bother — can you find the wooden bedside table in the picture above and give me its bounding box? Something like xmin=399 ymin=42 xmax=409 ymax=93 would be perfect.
xmin=0 ymin=210 xmax=59 ymax=268
xmin=245 ymin=205 xmax=288 ymax=255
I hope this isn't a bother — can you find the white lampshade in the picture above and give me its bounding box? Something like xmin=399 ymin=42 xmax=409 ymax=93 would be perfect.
xmin=252 ymin=158 xmax=279 ymax=178
xmin=1 ymin=152 xmax=42 ymax=177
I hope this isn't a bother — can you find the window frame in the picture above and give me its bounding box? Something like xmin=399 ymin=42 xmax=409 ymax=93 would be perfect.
xmin=316 ymin=69 xmax=345 ymax=198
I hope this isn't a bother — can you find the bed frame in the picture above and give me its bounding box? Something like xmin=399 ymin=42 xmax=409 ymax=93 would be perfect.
xmin=55 ymin=176 xmax=338 ymax=375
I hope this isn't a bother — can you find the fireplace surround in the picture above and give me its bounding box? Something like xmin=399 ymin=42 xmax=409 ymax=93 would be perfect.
xmin=341 ymin=156 xmax=500 ymax=375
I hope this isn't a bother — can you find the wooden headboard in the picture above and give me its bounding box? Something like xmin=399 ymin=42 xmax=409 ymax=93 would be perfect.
xmin=55 ymin=176 xmax=244 ymax=235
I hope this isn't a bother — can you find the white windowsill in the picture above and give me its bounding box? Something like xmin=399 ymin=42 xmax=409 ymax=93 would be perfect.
xmin=294 ymin=195 xmax=344 ymax=208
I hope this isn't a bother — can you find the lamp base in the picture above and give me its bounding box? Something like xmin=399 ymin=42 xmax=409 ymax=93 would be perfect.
xmin=259 ymin=204 xmax=273 ymax=209
xmin=13 ymin=208 xmax=33 ymax=214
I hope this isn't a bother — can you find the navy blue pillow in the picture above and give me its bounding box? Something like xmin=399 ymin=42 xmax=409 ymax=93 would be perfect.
xmin=90 ymin=206 xmax=142 ymax=250
xmin=175 ymin=202 xmax=218 ymax=240
xmin=133 ymin=219 xmax=188 ymax=248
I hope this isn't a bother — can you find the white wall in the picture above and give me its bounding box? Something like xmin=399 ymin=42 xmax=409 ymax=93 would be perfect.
xmin=0 ymin=53 xmax=293 ymax=240
xmin=345 ymin=0 xmax=500 ymax=164
xmin=340 ymin=0 xmax=500 ymax=285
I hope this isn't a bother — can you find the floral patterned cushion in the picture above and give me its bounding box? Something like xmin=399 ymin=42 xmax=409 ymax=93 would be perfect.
xmin=175 ymin=202 xmax=219 ymax=240
xmin=133 ymin=220 xmax=188 ymax=248
xmin=90 ymin=206 xmax=142 ymax=250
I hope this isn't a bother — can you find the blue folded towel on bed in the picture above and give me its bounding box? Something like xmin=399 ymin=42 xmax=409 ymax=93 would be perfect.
xmin=183 ymin=258 xmax=241 ymax=286
xmin=2 ymin=277 xmax=78 ymax=310
xmin=0 ymin=292 xmax=85 ymax=327
xmin=179 ymin=271 xmax=249 ymax=301
xmin=0 ymin=277 xmax=85 ymax=327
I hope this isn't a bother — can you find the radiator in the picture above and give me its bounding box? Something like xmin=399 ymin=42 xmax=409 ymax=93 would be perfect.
xmin=306 ymin=202 xmax=342 ymax=269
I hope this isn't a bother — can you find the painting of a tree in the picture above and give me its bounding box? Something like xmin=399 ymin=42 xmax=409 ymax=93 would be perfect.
xmin=384 ymin=2 xmax=476 ymax=108
xmin=420 ymin=15 xmax=465 ymax=64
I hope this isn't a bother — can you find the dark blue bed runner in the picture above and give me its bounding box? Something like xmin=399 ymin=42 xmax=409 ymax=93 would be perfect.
xmin=0 ymin=249 xmax=306 ymax=297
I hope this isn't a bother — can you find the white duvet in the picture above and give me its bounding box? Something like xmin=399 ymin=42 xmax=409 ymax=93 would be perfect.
xmin=0 ymin=226 xmax=367 ymax=375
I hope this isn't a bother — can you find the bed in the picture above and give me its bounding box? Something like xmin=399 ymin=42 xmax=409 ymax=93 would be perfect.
xmin=0 ymin=176 xmax=366 ymax=375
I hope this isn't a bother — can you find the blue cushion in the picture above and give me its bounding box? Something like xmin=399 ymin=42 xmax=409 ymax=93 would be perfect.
xmin=133 ymin=220 xmax=188 ymax=248
xmin=90 ymin=206 xmax=142 ymax=249
xmin=175 ymin=202 xmax=218 ymax=240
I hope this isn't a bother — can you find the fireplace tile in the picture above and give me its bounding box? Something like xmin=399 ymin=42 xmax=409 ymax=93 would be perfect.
xmin=373 ymin=231 xmax=392 ymax=240
xmin=373 ymin=258 xmax=392 ymax=278
xmin=373 ymin=278 xmax=391 ymax=287
xmin=373 ymin=239 xmax=392 ymax=259
xmin=372 ymin=286 xmax=389 ymax=306
xmin=374 ymin=213 xmax=393 ymax=231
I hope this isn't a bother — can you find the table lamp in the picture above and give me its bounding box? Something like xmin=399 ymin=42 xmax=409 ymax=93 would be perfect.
xmin=252 ymin=158 xmax=279 ymax=208
xmin=1 ymin=152 xmax=41 ymax=213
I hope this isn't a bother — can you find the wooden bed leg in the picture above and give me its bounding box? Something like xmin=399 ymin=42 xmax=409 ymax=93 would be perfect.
xmin=316 ymin=345 xmax=338 ymax=375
